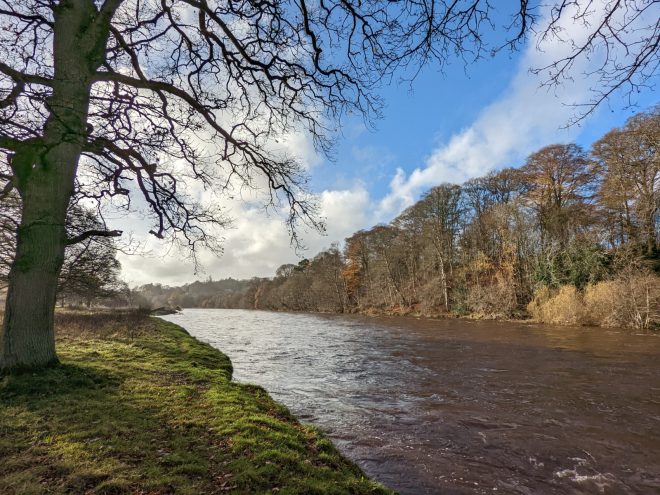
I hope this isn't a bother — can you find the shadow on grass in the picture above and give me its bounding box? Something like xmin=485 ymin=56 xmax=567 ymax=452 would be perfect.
xmin=0 ymin=360 xmax=206 ymax=495
xmin=0 ymin=315 xmax=391 ymax=495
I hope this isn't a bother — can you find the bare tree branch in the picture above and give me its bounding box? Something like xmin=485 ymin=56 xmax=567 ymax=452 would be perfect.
xmin=66 ymin=229 xmax=123 ymax=246
xmin=0 ymin=62 xmax=52 ymax=86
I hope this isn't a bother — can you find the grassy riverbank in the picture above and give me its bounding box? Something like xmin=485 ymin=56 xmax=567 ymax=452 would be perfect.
xmin=0 ymin=311 xmax=390 ymax=494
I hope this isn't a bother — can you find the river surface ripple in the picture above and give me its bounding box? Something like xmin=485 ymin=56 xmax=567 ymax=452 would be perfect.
xmin=161 ymin=309 xmax=660 ymax=494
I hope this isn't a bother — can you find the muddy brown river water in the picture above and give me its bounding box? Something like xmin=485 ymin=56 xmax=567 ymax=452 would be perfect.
xmin=161 ymin=309 xmax=660 ymax=494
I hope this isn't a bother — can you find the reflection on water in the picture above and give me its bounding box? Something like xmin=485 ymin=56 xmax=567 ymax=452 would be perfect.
xmin=161 ymin=309 xmax=660 ymax=494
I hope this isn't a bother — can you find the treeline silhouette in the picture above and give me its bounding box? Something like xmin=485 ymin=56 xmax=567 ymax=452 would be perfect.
xmin=139 ymin=107 xmax=659 ymax=329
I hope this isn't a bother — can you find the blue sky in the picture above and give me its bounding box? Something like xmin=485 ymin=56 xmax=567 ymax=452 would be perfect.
xmin=311 ymin=50 xmax=656 ymax=200
xmin=118 ymin=3 xmax=659 ymax=286
xmin=311 ymin=51 xmax=519 ymax=196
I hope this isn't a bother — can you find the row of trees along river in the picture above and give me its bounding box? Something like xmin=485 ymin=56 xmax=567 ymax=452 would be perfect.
xmin=139 ymin=107 xmax=660 ymax=330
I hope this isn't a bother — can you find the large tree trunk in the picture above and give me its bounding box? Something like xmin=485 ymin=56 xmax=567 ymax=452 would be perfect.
xmin=0 ymin=0 xmax=111 ymax=372
xmin=1 ymin=171 xmax=73 ymax=369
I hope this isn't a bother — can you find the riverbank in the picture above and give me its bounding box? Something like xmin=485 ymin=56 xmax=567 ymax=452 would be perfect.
xmin=256 ymin=303 xmax=659 ymax=332
xmin=0 ymin=311 xmax=390 ymax=494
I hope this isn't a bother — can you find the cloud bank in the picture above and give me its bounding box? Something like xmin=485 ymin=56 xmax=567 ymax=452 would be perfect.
xmin=118 ymin=185 xmax=373 ymax=286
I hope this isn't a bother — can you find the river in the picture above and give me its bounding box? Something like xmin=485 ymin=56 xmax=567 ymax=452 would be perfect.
xmin=160 ymin=309 xmax=660 ymax=494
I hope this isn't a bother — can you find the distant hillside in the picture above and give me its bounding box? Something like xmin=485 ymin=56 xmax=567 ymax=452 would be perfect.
xmin=137 ymin=279 xmax=255 ymax=309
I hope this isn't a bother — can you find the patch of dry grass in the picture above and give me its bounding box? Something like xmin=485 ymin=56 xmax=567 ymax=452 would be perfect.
xmin=528 ymin=272 xmax=660 ymax=330
xmin=527 ymin=285 xmax=586 ymax=326
xmin=54 ymin=308 xmax=156 ymax=341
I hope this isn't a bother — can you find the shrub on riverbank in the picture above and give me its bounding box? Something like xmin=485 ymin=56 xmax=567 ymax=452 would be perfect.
xmin=527 ymin=286 xmax=586 ymax=326
xmin=0 ymin=311 xmax=389 ymax=494
xmin=527 ymin=273 xmax=660 ymax=330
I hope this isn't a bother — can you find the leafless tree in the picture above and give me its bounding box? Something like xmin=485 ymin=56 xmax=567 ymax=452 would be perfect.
xmin=593 ymin=106 xmax=659 ymax=254
xmin=532 ymin=0 xmax=659 ymax=125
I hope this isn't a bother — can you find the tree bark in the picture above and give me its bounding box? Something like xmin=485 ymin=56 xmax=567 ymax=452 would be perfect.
xmin=439 ymin=255 xmax=449 ymax=311
xmin=645 ymin=210 xmax=657 ymax=255
xmin=1 ymin=175 xmax=70 ymax=369
xmin=0 ymin=0 xmax=112 ymax=372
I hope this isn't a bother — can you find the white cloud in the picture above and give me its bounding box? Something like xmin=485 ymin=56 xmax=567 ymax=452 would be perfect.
xmin=118 ymin=186 xmax=371 ymax=286
xmin=276 ymin=131 xmax=323 ymax=171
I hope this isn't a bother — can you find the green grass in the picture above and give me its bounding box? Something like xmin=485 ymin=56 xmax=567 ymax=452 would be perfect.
xmin=0 ymin=312 xmax=391 ymax=494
